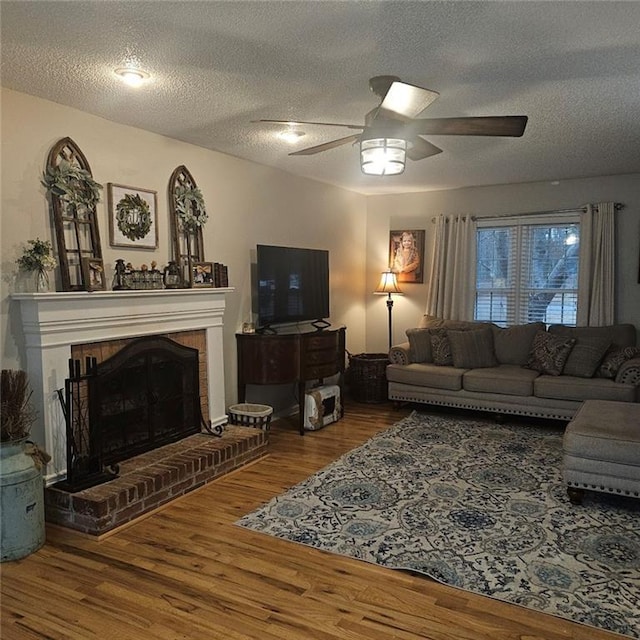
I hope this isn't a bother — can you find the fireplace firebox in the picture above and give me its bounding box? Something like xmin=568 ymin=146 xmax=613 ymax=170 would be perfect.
xmin=59 ymin=336 xmax=202 ymax=491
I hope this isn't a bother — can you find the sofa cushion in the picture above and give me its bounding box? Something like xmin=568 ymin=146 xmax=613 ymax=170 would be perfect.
xmin=463 ymin=365 xmax=540 ymax=396
xmin=534 ymin=375 xmax=637 ymax=403
xmin=406 ymin=328 xmax=433 ymax=363
xmin=491 ymin=322 xmax=545 ymax=365
xmin=526 ymin=331 xmax=576 ymax=376
xmin=449 ymin=326 xmax=498 ymax=369
xmin=562 ymin=337 xmax=611 ymax=378
xmin=386 ymin=362 xmax=466 ymax=390
xmin=429 ymin=328 xmax=454 ymax=366
xmin=597 ymin=346 xmax=640 ymax=379
xmin=549 ymin=324 xmax=636 ymax=348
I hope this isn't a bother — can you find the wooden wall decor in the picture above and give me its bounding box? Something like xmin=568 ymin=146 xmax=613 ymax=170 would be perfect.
xmin=168 ymin=165 xmax=206 ymax=285
xmin=44 ymin=137 xmax=103 ymax=291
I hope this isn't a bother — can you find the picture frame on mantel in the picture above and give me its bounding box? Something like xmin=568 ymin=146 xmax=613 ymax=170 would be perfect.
xmin=191 ymin=261 xmax=214 ymax=288
xmin=389 ymin=229 xmax=425 ymax=283
xmin=81 ymin=257 xmax=107 ymax=291
xmin=108 ymin=183 xmax=158 ymax=250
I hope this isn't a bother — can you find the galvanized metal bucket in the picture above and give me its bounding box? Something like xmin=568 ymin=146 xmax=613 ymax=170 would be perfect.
xmin=0 ymin=438 xmax=46 ymax=562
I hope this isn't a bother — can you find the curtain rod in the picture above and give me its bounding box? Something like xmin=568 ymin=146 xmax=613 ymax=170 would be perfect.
xmin=469 ymin=202 xmax=624 ymax=222
xmin=430 ymin=203 xmax=625 ymax=223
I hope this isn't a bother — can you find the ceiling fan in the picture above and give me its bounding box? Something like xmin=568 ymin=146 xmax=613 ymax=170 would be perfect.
xmin=255 ymin=76 xmax=528 ymax=175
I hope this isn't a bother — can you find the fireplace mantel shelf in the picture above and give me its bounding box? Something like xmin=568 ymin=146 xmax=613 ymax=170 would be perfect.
xmin=13 ymin=288 xmax=233 ymax=301
xmin=13 ymin=288 xmax=234 ymax=483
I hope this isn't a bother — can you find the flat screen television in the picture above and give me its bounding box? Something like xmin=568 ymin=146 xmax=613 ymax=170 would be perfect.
xmin=256 ymin=244 xmax=330 ymax=330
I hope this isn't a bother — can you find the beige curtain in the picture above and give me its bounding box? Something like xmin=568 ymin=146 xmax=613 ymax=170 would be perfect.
xmin=577 ymin=202 xmax=616 ymax=326
xmin=425 ymin=214 xmax=475 ymax=320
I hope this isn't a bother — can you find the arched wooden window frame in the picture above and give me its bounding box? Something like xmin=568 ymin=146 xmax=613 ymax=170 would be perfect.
xmin=45 ymin=137 xmax=103 ymax=291
xmin=168 ymin=165 xmax=205 ymax=285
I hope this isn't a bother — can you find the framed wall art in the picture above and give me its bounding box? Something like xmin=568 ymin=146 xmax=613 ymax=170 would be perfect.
xmin=191 ymin=261 xmax=214 ymax=288
xmin=389 ymin=229 xmax=425 ymax=283
xmin=81 ymin=257 xmax=107 ymax=291
xmin=108 ymin=183 xmax=158 ymax=250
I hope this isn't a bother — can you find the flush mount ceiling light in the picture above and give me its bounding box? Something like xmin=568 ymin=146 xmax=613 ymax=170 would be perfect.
xmin=277 ymin=129 xmax=306 ymax=144
xmin=114 ymin=67 xmax=149 ymax=88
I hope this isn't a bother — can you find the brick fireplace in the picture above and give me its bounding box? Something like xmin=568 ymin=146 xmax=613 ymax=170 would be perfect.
xmin=13 ymin=289 xmax=270 ymax=535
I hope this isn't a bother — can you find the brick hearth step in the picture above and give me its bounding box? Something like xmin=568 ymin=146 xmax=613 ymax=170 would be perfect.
xmin=45 ymin=426 xmax=268 ymax=536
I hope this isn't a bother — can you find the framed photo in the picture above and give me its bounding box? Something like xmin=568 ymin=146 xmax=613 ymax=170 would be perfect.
xmin=81 ymin=257 xmax=107 ymax=291
xmin=389 ymin=230 xmax=426 ymax=283
xmin=191 ymin=261 xmax=214 ymax=288
xmin=108 ymin=183 xmax=158 ymax=250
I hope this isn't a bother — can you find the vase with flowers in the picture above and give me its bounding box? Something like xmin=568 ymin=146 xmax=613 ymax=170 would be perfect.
xmin=16 ymin=238 xmax=57 ymax=292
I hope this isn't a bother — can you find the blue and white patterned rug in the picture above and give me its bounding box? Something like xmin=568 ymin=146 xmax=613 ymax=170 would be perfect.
xmin=237 ymin=411 xmax=640 ymax=638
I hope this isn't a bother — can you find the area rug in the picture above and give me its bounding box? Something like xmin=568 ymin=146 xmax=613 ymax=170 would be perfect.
xmin=236 ymin=411 xmax=640 ymax=638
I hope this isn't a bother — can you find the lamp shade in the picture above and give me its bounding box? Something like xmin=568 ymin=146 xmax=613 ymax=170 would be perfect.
xmin=374 ymin=271 xmax=404 ymax=295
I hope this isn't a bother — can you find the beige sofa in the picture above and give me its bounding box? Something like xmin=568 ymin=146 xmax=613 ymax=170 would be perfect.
xmin=387 ymin=318 xmax=640 ymax=421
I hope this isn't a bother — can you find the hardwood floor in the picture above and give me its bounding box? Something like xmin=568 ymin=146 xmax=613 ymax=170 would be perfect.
xmin=1 ymin=402 xmax=621 ymax=640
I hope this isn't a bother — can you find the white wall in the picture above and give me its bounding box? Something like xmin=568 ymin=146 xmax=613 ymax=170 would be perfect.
xmin=365 ymin=175 xmax=640 ymax=351
xmin=1 ymin=89 xmax=368 ymax=418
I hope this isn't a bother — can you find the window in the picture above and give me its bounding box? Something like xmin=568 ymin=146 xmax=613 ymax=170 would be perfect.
xmin=474 ymin=218 xmax=580 ymax=327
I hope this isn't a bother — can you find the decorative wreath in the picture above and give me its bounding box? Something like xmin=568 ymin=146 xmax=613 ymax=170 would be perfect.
xmin=41 ymin=159 xmax=102 ymax=211
xmin=115 ymin=194 xmax=152 ymax=241
xmin=174 ymin=185 xmax=208 ymax=232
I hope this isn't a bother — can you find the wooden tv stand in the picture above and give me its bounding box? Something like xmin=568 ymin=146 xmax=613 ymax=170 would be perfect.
xmin=236 ymin=327 xmax=346 ymax=435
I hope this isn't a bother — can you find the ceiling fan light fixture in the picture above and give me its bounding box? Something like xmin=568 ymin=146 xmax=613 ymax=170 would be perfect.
xmin=360 ymin=137 xmax=407 ymax=176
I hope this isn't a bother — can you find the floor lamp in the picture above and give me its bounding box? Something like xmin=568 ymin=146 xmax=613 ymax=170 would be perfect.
xmin=374 ymin=271 xmax=404 ymax=351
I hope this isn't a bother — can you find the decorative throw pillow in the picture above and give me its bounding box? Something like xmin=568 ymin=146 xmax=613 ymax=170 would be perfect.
xmin=448 ymin=326 xmax=498 ymax=369
xmin=525 ymin=331 xmax=576 ymax=376
xmin=596 ymin=346 xmax=640 ymax=379
xmin=406 ymin=328 xmax=433 ymax=363
xmin=491 ymin=322 xmax=545 ymax=365
xmin=562 ymin=337 xmax=611 ymax=378
xmin=429 ymin=328 xmax=453 ymax=366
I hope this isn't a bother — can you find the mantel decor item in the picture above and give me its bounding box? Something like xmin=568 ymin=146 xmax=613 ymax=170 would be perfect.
xmin=168 ymin=165 xmax=206 ymax=284
xmin=107 ymin=183 xmax=158 ymax=250
xmin=16 ymin=238 xmax=57 ymax=292
xmin=389 ymin=229 xmax=425 ymax=283
xmin=80 ymin=257 xmax=107 ymax=292
xmin=163 ymin=260 xmax=182 ymax=289
xmin=191 ymin=261 xmax=214 ymax=288
xmin=43 ymin=137 xmax=104 ymax=291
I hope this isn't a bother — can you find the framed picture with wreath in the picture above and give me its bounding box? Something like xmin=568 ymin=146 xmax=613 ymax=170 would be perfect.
xmin=108 ymin=183 xmax=158 ymax=249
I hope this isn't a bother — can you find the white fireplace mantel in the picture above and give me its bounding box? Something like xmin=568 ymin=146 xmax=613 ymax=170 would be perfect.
xmin=13 ymin=288 xmax=233 ymax=483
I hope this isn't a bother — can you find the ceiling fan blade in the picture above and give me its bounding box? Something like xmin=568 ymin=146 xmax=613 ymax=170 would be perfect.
xmin=406 ymin=137 xmax=443 ymax=161
xmin=379 ymin=81 xmax=440 ymax=119
xmin=289 ymin=134 xmax=361 ymax=156
xmin=409 ymin=116 xmax=528 ymax=137
xmin=254 ymin=119 xmax=363 ymax=131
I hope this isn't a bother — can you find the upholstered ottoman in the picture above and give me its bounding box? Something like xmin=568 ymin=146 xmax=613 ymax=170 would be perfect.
xmin=563 ymin=400 xmax=640 ymax=504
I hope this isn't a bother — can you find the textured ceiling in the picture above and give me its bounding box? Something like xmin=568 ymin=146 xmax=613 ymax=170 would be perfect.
xmin=2 ymin=1 xmax=640 ymax=195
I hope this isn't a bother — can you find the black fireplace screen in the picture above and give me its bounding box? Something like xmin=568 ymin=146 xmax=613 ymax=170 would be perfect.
xmin=95 ymin=336 xmax=201 ymax=465
xmin=58 ymin=336 xmax=201 ymax=491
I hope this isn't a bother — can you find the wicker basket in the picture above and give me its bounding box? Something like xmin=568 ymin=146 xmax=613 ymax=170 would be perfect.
xmin=228 ymin=403 xmax=273 ymax=429
xmin=346 ymin=353 xmax=389 ymax=403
